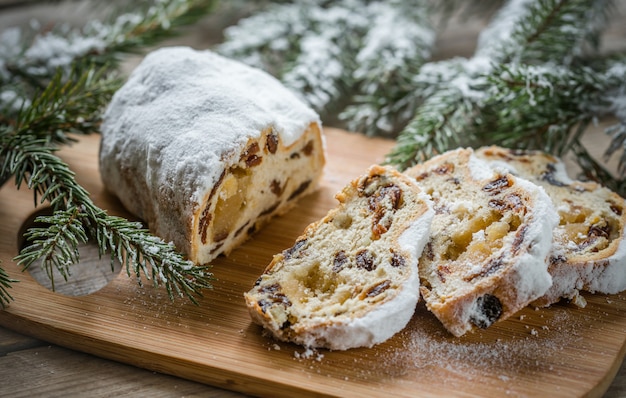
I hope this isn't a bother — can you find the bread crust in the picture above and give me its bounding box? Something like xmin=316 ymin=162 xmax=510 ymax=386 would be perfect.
xmin=405 ymin=148 xmax=557 ymax=336
xmin=476 ymin=146 xmax=626 ymax=307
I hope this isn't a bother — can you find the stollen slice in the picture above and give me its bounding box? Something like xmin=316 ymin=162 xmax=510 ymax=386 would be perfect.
xmin=405 ymin=148 xmax=557 ymax=337
xmin=245 ymin=165 xmax=434 ymax=350
xmin=476 ymin=146 xmax=626 ymax=307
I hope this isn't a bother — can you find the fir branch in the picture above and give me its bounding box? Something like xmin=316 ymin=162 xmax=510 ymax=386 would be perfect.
xmin=0 ymin=266 xmax=18 ymax=309
xmin=12 ymin=64 xmax=121 ymax=144
xmin=0 ymin=0 xmax=217 ymax=115
xmin=339 ymin=1 xmax=436 ymax=136
xmin=6 ymin=132 xmax=213 ymax=304
xmin=477 ymin=62 xmax=615 ymax=154
xmin=0 ymin=0 xmax=219 ymax=306
xmin=219 ymin=0 xmax=438 ymax=136
xmin=386 ymin=87 xmax=476 ymax=170
xmin=385 ymin=57 xmax=491 ymax=169
xmin=477 ymin=0 xmax=612 ymax=64
xmin=388 ymin=0 xmax=625 ymax=195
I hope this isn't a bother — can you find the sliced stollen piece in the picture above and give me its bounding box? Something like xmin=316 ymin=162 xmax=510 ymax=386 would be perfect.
xmin=404 ymin=148 xmax=557 ymax=337
xmin=476 ymin=146 xmax=626 ymax=307
xmin=100 ymin=47 xmax=325 ymax=264
xmin=245 ymin=165 xmax=434 ymax=350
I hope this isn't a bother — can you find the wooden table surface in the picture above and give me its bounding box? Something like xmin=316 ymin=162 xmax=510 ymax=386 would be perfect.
xmin=1 ymin=2 xmax=626 ymax=397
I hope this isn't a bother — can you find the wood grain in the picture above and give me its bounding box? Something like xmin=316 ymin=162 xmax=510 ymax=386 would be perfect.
xmin=1 ymin=128 xmax=626 ymax=397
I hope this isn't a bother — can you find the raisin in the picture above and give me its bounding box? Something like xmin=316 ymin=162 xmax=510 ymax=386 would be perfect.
xmin=302 ymin=140 xmax=314 ymax=156
xmin=369 ymin=184 xmax=402 ymax=239
xmin=434 ymin=163 xmax=454 ymax=175
xmin=381 ymin=185 xmax=402 ymax=210
xmin=242 ymin=142 xmax=259 ymax=158
xmin=259 ymin=283 xmax=281 ymax=294
xmin=436 ymin=264 xmax=451 ymax=283
xmin=469 ymin=294 xmax=503 ymax=329
xmin=463 ymin=256 xmax=503 ymax=281
xmin=258 ymin=299 xmax=272 ymax=313
xmin=199 ymin=170 xmax=225 ymax=244
xmin=288 ymin=180 xmax=311 ymax=201
xmin=483 ymin=176 xmax=512 ymax=193
xmin=257 ymin=289 xmax=292 ymax=314
xmin=270 ymin=179 xmax=283 ymax=196
xmin=364 ymin=280 xmax=391 ymax=298
xmin=610 ymin=203 xmax=623 ymax=216
xmin=214 ymin=230 xmax=229 ymax=242
xmin=413 ymin=172 xmax=430 ymax=181
xmin=210 ymin=242 xmax=224 ymax=255
xmin=357 ymin=174 xmax=383 ymax=197
xmin=371 ymin=210 xmax=391 ymax=240
xmin=356 ymin=250 xmax=376 ymax=271
xmin=488 ymin=194 xmax=523 ymax=212
xmin=390 ymin=251 xmax=406 ymax=268
xmin=550 ymin=254 xmax=567 ymax=266
xmin=235 ymin=221 xmax=251 ymax=237
xmin=505 ymin=194 xmax=523 ymax=211
xmin=283 ymin=239 xmax=307 ymax=260
xmin=588 ymin=223 xmax=610 ymax=239
xmin=260 ymin=202 xmax=280 ymax=216
xmin=512 ymin=225 xmax=528 ymax=254
xmin=290 ymin=152 xmax=301 ymax=159
xmin=488 ymin=199 xmax=506 ymax=211
xmin=241 ymin=142 xmax=262 ymax=167
xmin=245 ymin=155 xmax=262 ymax=167
xmin=266 ymin=133 xmax=278 ymax=154
xmin=540 ymin=164 xmax=567 ymax=187
xmin=333 ymin=250 xmax=348 ymax=272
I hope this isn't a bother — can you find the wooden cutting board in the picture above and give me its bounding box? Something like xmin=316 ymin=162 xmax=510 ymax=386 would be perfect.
xmin=1 ymin=128 xmax=625 ymax=397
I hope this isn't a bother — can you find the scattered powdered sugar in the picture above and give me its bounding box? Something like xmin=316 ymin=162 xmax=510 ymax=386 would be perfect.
xmin=282 ymin=298 xmax=610 ymax=398
xmin=385 ymin=305 xmax=583 ymax=379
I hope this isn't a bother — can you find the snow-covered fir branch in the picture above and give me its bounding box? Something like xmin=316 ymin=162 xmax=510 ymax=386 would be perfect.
xmin=387 ymin=0 xmax=626 ymax=194
xmin=219 ymin=0 xmax=437 ymax=136
xmin=0 ymin=0 xmax=215 ymax=114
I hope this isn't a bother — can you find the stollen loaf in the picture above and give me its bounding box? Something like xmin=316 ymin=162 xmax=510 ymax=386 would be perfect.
xmin=99 ymin=47 xmax=325 ymax=264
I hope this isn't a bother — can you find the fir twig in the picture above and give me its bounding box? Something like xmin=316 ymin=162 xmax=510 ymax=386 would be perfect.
xmin=0 ymin=0 xmax=218 ymax=306
xmin=0 ymin=267 xmax=17 ymax=308
xmin=1 ymin=0 xmax=217 ymax=117
xmin=219 ymin=0 xmax=438 ymax=136
xmin=387 ymin=0 xmax=626 ymax=198
xmin=5 ymin=130 xmax=213 ymax=304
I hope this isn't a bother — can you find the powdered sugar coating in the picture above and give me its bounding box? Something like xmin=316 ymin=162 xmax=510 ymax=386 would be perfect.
xmin=459 ymin=160 xmax=557 ymax=335
xmin=101 ymin=46 xmax=320 ymax=206
xmin=587 ymin=237 xmax=626 ymax=293
xmin=498 ymin=175 xmax=556 ymax=296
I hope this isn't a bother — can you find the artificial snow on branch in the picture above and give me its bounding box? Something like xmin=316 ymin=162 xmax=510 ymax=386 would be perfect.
xmin=220 ymin=0 xmax=626 ymax=194
xmin=218 ymin=0 xmax=437 ymax=137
